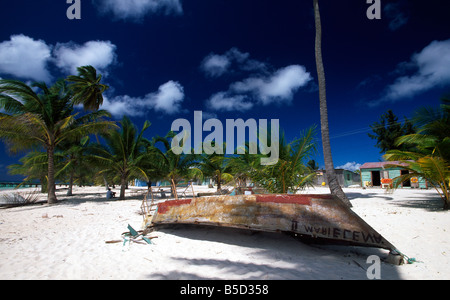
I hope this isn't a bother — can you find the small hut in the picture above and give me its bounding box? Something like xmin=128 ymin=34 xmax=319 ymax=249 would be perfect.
xmin=359 ymin=161 xmax=428 ymax=188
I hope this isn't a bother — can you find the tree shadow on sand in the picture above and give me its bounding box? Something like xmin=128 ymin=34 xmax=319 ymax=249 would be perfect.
xmin=147 ymin=225 xmax=402 ymax=280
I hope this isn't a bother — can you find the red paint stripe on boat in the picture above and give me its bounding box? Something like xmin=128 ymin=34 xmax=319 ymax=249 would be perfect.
xmin=255 ymin=194 xmax=330 ymax=205
xmin=157 ymin=199 xmax=192 ymax=214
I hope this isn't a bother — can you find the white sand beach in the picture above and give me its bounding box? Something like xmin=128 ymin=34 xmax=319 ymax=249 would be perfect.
xmin=0 ymin=185 xmax=449 ymax=280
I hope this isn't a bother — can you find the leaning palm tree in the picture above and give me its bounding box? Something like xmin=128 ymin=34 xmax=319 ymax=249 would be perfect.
xmin=313 ymin=0 xmax=352 ymax=207
xmin=0 ymin=79 xmax=115 ymax=204
xmin=89 ymin=116 xmax=152 ymax=200
xmin=66 ymin=65 xmax=109 ymax=111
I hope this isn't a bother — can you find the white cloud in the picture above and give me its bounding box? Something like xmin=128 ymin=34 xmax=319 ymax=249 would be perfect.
xmin=371 ymin=39 xmax=450 ymax=106
xmin=0 ymin=34 xmax=52 ymax=82
xmin=200 ymin=54 xmax=231 ymax=78
xmin=149 ymin=80 xmax=184 ymax=114
xmin=205 ymin=64 xmax=312 ymax=112
xmin=0 ymin=35 xmax=118 ymax=82
xmin=206 ymin=92 xmax=254 ymax=112
xmin=101 ymin=80 xmax=185 ymax=117
xmin=94 ymin=0 xmax=183 ymax=21
xmin=200 ymin=48 xmax=266 ymax=78
xmin=231 ymin=65 xmax=312 ymax=105
xmin=336 ymin=162 xmax=361 ymax=172
xmin=53 ymin=40 xmax=117 ymax=75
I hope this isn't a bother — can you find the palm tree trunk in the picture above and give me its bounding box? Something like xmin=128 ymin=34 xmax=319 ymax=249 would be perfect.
xmin=120 ymin=175 xmax=126 ymax=200
xmin=313 ymin=0 xmax=352 ymax=207
xmin=67 ymin=170 xmax=74 ymax=196
xmin=47 ymin=146 xmax=58 ymax=204
xmin=216 ymin=172 xmax=222 ymax=191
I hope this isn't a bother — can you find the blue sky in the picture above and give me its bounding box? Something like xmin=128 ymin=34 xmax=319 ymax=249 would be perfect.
xmin=0 ymin=0 xmax=449 ymax=180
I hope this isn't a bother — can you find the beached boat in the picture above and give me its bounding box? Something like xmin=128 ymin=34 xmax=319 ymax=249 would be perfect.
xmin=147 ymin=193 xmax=404 ymax=264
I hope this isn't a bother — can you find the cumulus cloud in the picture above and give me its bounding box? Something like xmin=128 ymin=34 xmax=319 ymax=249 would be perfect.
xmin=0 ymin=34 xmax=118 ymax=82
xmin=336 ymin=162 xmax=361 ymax=172
xmin=149 ymin=80 xmax=185 ymax=114
xmin=231 ymin=65 xmax=312 ymax=105
xmin=0 ymin=34 xmax=52 ymax=82
xmin=370 ymin=39 xmax=450 ymax=106
xmin=53 ymin=40 xmax=117 ymax=75
xmin=205 ymin=65 xmax=312 ymax=112
xmin=201 ymin=47 xmax=312 ymax=112
xmin=200 ymin=54 xmax=231 ymax=78
xmin=94 ymin=0 xmax=183 ymax=21
xmin=101 ymin=81 xmax=185 ymax=117
xmin=200 ymin=48 xmax=266 ymax=78
xmin=206 ymin=92 xmax=254 ymax=112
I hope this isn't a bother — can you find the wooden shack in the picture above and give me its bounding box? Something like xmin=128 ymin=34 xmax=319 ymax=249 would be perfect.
xmin=359 ymin=161 xmax=428 ymax=188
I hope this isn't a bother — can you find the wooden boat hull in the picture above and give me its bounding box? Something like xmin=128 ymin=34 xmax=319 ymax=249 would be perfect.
xmin=150 ymin=194 xmax=397 ymax=251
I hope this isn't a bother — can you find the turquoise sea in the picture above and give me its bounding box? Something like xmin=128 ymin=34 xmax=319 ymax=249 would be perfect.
xmin=0 ymin=183 xmax=40 ymax=190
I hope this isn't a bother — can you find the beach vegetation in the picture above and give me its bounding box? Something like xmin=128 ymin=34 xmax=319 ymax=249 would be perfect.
xmin=368 ymin=109 xmax=416 ymax=154
xmin=249 ymin=127 xmax=317 ymax=194
xmin=197 ymin=142 xmax=233 ymax=191
xmin=151 ymin=132 xmax=202 ymax=197
xmin=384 ymin=97 xmax=450 ymax=210
xmin=0 ymin=68 xmax=116 ymax=204
xmin=88 ymin=116 xmax=153 ymax=200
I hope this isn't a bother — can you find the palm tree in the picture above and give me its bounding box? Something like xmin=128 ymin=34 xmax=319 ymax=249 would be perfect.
xmin=313 ymin=0 xmax=352 ymax=207
xmin=66 ymin=65 xmax=109 ymax=111
xmin=250 ymin=127 xmax=317 ymax=194
xmin=89 ymin=116 xmax=152 ymax=200
xmin=197 ymin=143 xmax=233 ymax=191
xmin=384 ymin=98 xmax=450 ymax=209
xmin=226 ymin=144 xmax=260 ymax=189
xmin=8 ymin=151 xmax=50 ymax=193
xmin=56 ymin=136 xmax=92 ymax=196
xmin=152 ymin=132 xmax=202 ymax=197
xmin=0 ymin=79 xmax=115 ymax=204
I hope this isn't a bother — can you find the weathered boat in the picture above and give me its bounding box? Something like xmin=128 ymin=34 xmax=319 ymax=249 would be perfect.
xmin=147 ymin=193 xmax=404 ymax=263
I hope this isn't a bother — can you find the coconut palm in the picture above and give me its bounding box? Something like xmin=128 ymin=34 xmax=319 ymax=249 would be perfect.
xmin=384 ymin=98 xmax=450 ymax=209
xmin=227 ymin=144 xmax=262 ymax=190
xmin=8 ymin=151 xmax=50 ymax=193
xmin=0 ymin=79 xmax=115 ymax=204
xmin=250 ymin=127 xmax=317 ymax=194
xmin=89 ymin=116 xmax=152 ymax=200
xmin=66 ymin=65 xmax=109 ymax=111
xmin=197 ymin=142 xmax=233 ymax=191
xmin=152 ymin=132 xmax=202 ymax=197
xmin=56 ymin=136 xmax=93 ymax=196
xmin=313 ymin=0 xmax=352 ymax=207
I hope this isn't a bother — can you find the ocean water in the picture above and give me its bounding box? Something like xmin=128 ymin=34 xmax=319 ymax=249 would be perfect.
xmin=0 ymin=183 xmax=40 ymax=191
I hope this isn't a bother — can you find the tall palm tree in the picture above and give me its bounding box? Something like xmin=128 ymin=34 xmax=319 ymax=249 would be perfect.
xmin=0 ymin=79 xmax=115 ymax=204
xmin=66 ymin=65 xmax=109 ymax=111
xmin=89 ymin=116 xmax=152 ymax=200
xmin=313 ymin=0 xmax=352 ymax=207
